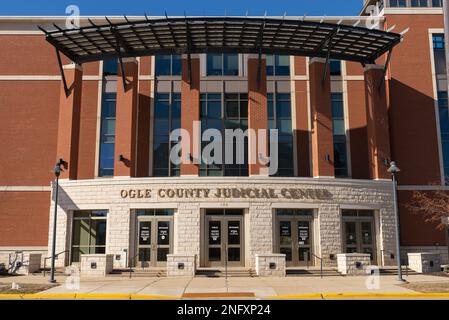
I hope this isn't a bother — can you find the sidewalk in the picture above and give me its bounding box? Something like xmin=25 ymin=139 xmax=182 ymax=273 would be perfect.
xmin=2 ymin=273 xmax=449 ymax=299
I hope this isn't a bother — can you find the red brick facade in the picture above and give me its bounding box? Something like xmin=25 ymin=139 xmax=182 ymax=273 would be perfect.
xmin=0 ymin=12 xmax=448 ymax=251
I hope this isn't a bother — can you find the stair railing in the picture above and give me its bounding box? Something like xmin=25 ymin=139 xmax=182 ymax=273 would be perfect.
xmin=43 ymin=250 xmax=68 ymax=277
xmin=310 ymin=253 xmax=323 ymax=279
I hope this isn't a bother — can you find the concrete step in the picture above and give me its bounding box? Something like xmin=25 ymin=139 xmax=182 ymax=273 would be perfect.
xmin=195 ymin=268 xmax=257 ymax=278
xmin=287 ymin=268 xmax=342 ymax=277
xmin=378 ymin=267 xmax=418 ymax=275
xmin=109 ymin=268 xmax=167 ymax=277
xmin=31 ymin=268 xmax=66 ymax=275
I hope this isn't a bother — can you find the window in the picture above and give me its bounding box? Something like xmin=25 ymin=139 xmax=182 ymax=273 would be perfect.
xmin=71 ymin=210 xmax=107 ymax=263
xmin=207 ymin=54 xmax=239 ymax=76
xmin=411 ymin=0 xmax=428 ymax=6
xmin=268 ymin=93 xmax=294 ymax=176
xmin=103 ymin=59 xmax=118 ymax=76
xmin=200 ymin=93 xmax=249 ymax=176
xmin=153 ymin=93 xmax=181 ymax=177
xmin=389 ymin=0 xmax=407 ymax=7
xmin=433 ymin=34 xmax=447 ymax=75
xmin=432 ymin=0 xmax=443 ymax=7
xmin=438 ymin=91 xmax=449 ymax=183
xmin=330 ymin=60 xmax=342 ymax=76
xmin=136 ymin=209 xmax=174 ymax=216
xmin=332 ymin=93 xmax=348 ymax=177
xmin=99 ymin=92 xmax=117 ymax=176
xmin=155 ymin=55 xmax=181 ymax=76
xmin=266 ymin=55 xmax=290 ymax=76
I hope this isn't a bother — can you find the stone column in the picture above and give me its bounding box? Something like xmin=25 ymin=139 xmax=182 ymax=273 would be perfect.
xmin=114 ymin=58 xmax=138 ymax=177
xmin=56 ymin=63 xmax=83 ymax=179
xmin=180 ymin=54 xmax=200 ymax=176
xmin=247 ymin=55 xmax=268 ymax=176
xmin=309 ymin=58 xmax=334 ymax=178
xmin=364 ymin=64 xmax=391 ymax=180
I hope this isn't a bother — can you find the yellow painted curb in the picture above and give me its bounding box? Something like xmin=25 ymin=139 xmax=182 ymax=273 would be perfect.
xmin=0 ymin=294 xmax=23 ymax=299
xmin=22 ymin=293 xmax=76 ymax=299
xmin=323 ymin=292 xmax=449 ymax=299
xmin=130 ymin=294 xmax=178 ymax=300
xmin=0 ymin=293 xmax=179 ymax=300
xmin=75 ymin=293 xmax=132 ymax=300
xmin=268 ymin=294 xmax=323 ymax=300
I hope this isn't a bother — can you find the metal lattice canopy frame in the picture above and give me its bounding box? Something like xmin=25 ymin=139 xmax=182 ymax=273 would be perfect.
xmin=40 ymin=16 xmax=402 ymax=65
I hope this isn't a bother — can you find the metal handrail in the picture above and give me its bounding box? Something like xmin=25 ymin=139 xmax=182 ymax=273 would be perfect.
xmin=43 ymin=250 xmax=68 ymax=277
xmin=380 ymin=249 xmax=408 ymax=276
xmin=129 ymin=252 xmax=143 ymax=279
xmin=310 ymin=253 xmax=323 ymax=279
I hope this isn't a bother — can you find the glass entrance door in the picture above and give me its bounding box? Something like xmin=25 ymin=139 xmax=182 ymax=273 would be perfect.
xmin=278 ymin=218 xmax=313 ymax=267
xmin=342 ymin=210 xmax=376 ymax=263
xmin=205 ymin=214 xmax=244 ymax=267
xmin=137 ymin=217 xmax=173 ymax=267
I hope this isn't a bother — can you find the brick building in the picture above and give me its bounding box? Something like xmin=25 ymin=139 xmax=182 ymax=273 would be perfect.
xmin=1 ymin=0 xmax=448 ymax=274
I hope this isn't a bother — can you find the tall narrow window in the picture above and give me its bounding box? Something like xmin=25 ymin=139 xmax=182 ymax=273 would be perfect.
xmin=200 ymin=93 xmax=248 ymax=176
xmin=153 ymin=93 xmax=181 ymax=176
xmin=433 ymin=34 xmax=449 ymax=183
xmin=207 ymin=54 xmax=239 ymax=76
xmin=332 ymin=93 xmax=348 ymax=177
xmin=330 ymin=60 xmax=342 ymax=76
xmin=71 ymin=210 xmax=107 ymax=263
xmin=98 ymin=59 xmax=117 ymax=177
xmin=155 ymin=55 xmax=182 ymax=76
xmin=266 ymin=55 xmax=290 ymax=76
xmin=438 ymin=92 xmax=449 ymax=182
xmin=268 ymin=93 xmax=294 ymax=176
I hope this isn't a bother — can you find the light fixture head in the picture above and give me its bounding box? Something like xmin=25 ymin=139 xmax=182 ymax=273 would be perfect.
xmin=53 ymin=165 xmax=62 ymax=177
xmin=387 ymin=161 xmax=400 ymax=174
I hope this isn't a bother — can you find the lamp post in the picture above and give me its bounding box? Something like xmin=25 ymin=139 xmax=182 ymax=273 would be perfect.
xmin=49 ymin=159 xmax=63 ymax=283
xmin=387 ymin=161 xmax=405 ymax=282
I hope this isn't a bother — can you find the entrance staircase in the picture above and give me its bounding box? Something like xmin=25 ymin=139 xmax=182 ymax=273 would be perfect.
xmin=195 ymin=268 xmax=257 ymax=278
xmin=109 ymin=268 xmax=167 ymax=278
xmin=286 ymin=267 xmax=342 ymax=277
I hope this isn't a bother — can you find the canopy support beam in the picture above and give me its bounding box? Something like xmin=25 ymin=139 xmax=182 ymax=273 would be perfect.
xmin=321 ymin=29 xmax=338 ymax=86
xmin=56 ymin=48 xmax=70 ymax=97
xmin=379 ymin=48 xmax=393 ymax=92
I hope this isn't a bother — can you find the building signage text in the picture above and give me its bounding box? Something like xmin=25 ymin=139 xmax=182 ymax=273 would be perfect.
xmin=120 ymin=187 xmax=332 ymax=200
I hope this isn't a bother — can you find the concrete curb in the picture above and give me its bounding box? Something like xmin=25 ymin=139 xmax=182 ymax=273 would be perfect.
xmin=1 ymin=292 xmax=449 ymax=300
xmin=269 ymin=293 xmax=449 ymax=299
xmin=0 ymin=293 xmax=177 ymax=300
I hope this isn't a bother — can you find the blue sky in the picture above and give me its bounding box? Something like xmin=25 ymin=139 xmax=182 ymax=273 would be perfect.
xmin=0 ymin=0 xmax=363 ymax=16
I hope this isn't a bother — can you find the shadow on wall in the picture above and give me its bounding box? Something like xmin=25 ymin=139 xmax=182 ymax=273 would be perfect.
xmin=136 ymin=93 xmax=152 ymax=177
xmin=388 ymin=78 xmax=442 ymax=186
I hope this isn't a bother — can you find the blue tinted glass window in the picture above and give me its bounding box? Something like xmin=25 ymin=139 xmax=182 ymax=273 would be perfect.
xmin=266 ymin=55 xmax=290 ymax=76
xmin=389 ymin=0 xmax=407 ymax=7
xmin=331 ymin=93 xmax=348 ymax=177
xmin=224 ymin=54 xmax=239 ymax=75
xmin=153 ymin=92 xmax=181 ymax=177
xmin=103 ymin=59 xmax=118 ymax=76
xmin=99 ymin=92 xmax=117 ymax=177
xmin=200 ymin=93 xmax=248 ymax=176
xmin=155 ymin=55 xmax=182 ymax=76
xmin=267 ymin=93 xmax=293 ymax=177
xmin=172 ymin=55 xmax=182 ymax=75
xmin=330 ymin=60 xmax=342 ymax=76
xmin=438 ymin=91 xmax=449 ymax=182
xmin=207 ymin=54 xmax=223 ymax=76
xmin=411 ymin=0 xmax=428 ymax=7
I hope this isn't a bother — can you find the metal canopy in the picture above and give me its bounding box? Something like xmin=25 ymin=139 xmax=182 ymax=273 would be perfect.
xmin=40 ymin=16 xmax=402 ymax=65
